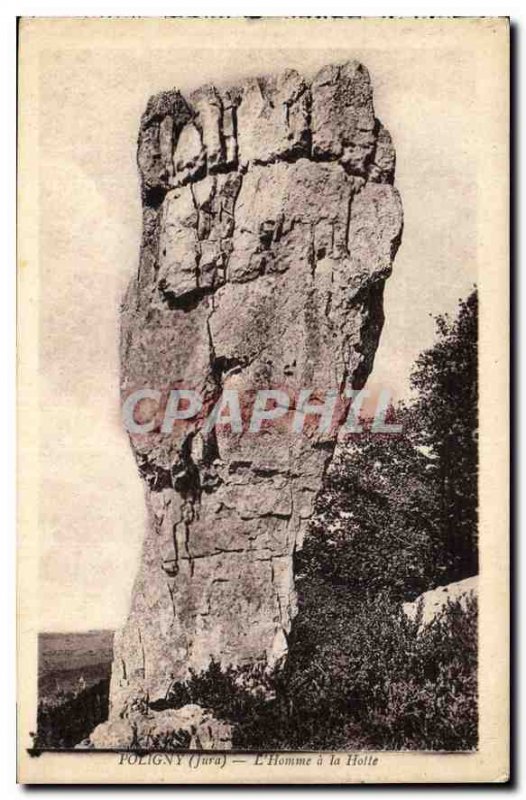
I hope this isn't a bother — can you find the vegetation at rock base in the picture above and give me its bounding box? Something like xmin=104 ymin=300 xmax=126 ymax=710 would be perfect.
xmin=36 ymin=291 xmax=478 ymax=751
xmin=410 ymin=290 xmax=478 ymax=579
xmin=33 ymin=679 xmax=110 ymax=749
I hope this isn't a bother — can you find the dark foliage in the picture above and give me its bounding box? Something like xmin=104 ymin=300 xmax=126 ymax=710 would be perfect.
xmin=164 ymin=592 xmax=477 ymax=751
xmin=410 ymin=290 xmax=478 ymax=578
xmin=278 ymin=582 xmax=478 ymax=750
xmin=37 ymin=294 xmax=479 ymax=751
xmin=34 ymin=679 xmax=110 ymax=749
xmin=299 ymin=408 xmax=441 ymax=602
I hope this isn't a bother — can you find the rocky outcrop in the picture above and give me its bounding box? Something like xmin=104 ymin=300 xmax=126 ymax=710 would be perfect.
xmin=403 ymin=576 xmax=478 ymax=628
xmin=107 ymin=61 xmax=403 ymax=746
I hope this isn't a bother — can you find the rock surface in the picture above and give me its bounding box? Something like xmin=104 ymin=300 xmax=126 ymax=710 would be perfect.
xmin=89 ymin=704 xmax=232 ymax=750
xmin=108 ymin=61 xmax=403 ymax=745
xmin=402 ymin=576 xmax=478 ymax=628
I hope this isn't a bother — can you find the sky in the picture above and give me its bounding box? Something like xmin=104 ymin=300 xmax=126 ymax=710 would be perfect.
xmin=32 ymin=20 xmax=479 ymax=631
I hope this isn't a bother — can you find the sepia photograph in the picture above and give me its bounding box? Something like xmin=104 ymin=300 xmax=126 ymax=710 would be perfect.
xmin=16 ymin=16 xmax=509 ymax=784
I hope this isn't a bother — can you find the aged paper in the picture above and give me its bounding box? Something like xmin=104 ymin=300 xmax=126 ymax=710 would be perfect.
xmin=17 ymin=17 xmax=509 ymax=784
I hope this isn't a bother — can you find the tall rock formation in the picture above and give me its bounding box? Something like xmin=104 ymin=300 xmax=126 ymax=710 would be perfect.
xmin=102 ymin=61 xmax=403 ymax=744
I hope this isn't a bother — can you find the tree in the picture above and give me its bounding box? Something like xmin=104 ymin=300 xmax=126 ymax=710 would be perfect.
xmin=300 ymin=289 xmax=478 ymax=598
xmin=155 ymin=293 xmax=480 ymax=752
